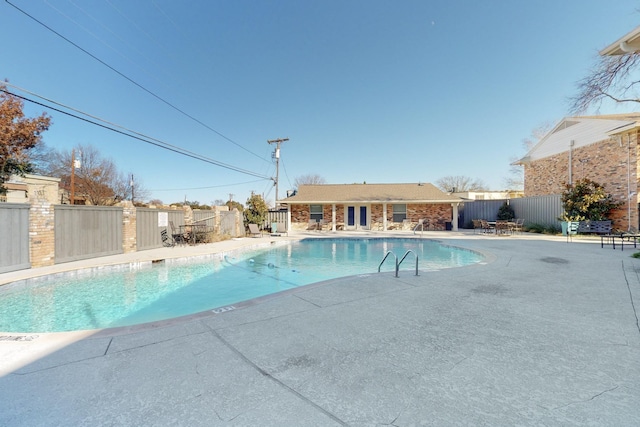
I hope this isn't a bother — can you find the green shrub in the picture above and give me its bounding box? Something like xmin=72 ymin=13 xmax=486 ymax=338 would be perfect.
xmin=525 ymin=222 xmax=560 ymax=234
xmin=560 ymin=178 xmax=621 ymax=221
xmin=497 ymin=202 xmax=515 ymax=220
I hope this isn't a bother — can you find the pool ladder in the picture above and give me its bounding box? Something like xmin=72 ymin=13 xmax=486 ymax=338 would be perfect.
xmin=377 ymin=250 xmax=419 ymax=277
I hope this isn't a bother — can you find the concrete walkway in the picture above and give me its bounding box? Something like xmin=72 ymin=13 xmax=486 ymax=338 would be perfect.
xmin=1 ymin=231 xmax=639 ymax=426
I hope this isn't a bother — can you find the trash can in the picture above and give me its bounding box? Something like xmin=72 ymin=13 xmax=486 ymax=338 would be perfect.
xmin=445 ymin=221 xmax=452 ymax=231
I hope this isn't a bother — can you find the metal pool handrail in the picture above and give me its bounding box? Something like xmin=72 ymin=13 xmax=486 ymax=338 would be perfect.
xmin=398 ymin=250 xmax=419 ymax=276
xmin=378 ymin=250 xmax=419 ymax=277
xmin=378 ymin=251 xmax=399 ymax=277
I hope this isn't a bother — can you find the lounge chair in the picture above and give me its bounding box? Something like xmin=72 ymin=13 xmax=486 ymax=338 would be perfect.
xmin=307 ymin=220 xmax=318 ymax=231
xmin=248 ymin=223 xmax=262 ymax=238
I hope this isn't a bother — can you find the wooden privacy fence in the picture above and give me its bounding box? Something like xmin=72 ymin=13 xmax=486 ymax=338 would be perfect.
xmin=460 ymin=194 xmax=563 ymax=228
xmin=136 ymin=208 xmax=185 ymax=251
xmin=0 ymin=203 xmax=30 ymax=273
xmin=55 ymin=205 xmax=123 ymax=264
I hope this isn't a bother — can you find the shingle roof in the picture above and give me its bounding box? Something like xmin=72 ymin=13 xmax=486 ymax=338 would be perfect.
xmin=516 ymin=114 xmax=640 ymax=164
xmin=282 ymin=183 xmax=462 ymax=204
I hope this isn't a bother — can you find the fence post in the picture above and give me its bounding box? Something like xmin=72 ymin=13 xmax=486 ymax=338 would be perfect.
xmin=29 ymin=198 xmax=55 ymax=267
xmin=121 ymin=201 xmax=137 ymax=254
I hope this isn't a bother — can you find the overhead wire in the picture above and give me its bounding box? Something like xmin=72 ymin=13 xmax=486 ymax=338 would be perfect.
xmin=1 ymin=84 xmax=272 ymax=180
xmin=149 ymin=179 xmax=265 ymax=192
xmin=5 ymin=0 xmax=270 ymax=163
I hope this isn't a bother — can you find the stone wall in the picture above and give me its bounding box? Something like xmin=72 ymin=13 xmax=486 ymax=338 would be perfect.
xmin=524 ymin=131 xmax=639 ymax=230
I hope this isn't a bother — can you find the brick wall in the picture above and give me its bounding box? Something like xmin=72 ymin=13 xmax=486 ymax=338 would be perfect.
xmin=29 ymin=200 xmax=55 ymax=268
xmin=524 ymin=131 xmax=638 ymax=230
xmin=122 ymin=201 xmax=137 ymax=253
xmin=290 ymin=203 xmax=453 ymax=230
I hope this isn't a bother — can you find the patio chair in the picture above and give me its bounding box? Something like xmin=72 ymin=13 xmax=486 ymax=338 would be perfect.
xmin=248 ymin=223 xmax=262 ymax=238
xmin=307 ymin=220 xmax=318 ymax=231
xmin=169 ymin=221 xmax=187 ymax=245
xmin=495 ymin=220 xmax=510 ymax=235
xmin=480 ymin=219 xmax=494 ymax=234
xmin=161 ymin=229 xmax=175 ymax=247
xmin=472 ymin=219 xmax=483 ymax=234
xmin=510 ymin=218 xmax=524 ymax=234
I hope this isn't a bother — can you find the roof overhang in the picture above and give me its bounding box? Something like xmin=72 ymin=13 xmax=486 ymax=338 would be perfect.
xmin=606 ymin=121 xmax=640 ymax=136
xmin=600 ymin=26 xmax=640 ymax=56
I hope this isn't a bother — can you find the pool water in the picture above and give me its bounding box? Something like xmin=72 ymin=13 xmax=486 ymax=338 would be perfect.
xmin=0 ymin=238 xmax=483 ymax=333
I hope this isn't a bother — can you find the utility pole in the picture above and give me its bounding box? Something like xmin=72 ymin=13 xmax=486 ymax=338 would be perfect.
xmin=130 ymin=174 xmax=135 ymax=204
xmin=70 ymin=149 xmax=75 ymax=205
xmin=267 ymin=137 xmax=289 ymax=207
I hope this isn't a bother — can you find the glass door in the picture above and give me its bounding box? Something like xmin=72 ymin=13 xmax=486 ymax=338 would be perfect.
xmin=347 ymin=206 xmax=355 ymax=227
xmin=359 ymin=206 xmax=367 ymax=228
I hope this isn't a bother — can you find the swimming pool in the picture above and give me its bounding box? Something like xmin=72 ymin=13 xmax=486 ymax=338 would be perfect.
xmin=0 ymin=238 xmax=483 ymax=333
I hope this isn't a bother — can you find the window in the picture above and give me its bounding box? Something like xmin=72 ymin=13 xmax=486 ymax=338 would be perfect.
xmin=392 ymin=204 xmax=406 ymax=222
xmin=310 ymin=204 xmax=323 ymax=221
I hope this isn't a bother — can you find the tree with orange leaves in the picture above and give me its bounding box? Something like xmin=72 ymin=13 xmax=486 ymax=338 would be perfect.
xmin=0 ymin=83 xmax=51 ymax=194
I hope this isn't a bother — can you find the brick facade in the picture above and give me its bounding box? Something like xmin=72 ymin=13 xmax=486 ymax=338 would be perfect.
xmin=524 ymin=131 xmax=639 ymax=230
xmin=289 ymin=203 xmax=453 ymax=231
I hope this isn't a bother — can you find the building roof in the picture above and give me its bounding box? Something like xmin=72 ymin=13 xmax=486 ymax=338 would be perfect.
xmin=516 ymin=114 xmax=640 ymax=164
xmin=600 ymin=25 xmax=640 ymax=56
xmin=282 ymin=183 xmax=463 ymax=204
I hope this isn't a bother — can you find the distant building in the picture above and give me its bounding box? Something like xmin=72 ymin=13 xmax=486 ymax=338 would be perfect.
xmin=454 ymin=190 xmax=523 ymax=200
xmin=1 ymin=174 xmax=60 ymax=204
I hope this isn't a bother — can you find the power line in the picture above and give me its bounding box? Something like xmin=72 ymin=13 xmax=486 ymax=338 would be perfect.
xmin=1 ymin=85 xmax=272 ymax=180
xmin=5 ymin=0 xmax=269 ymax=163
xmin=150 ymin=179 xmax=265 ymax=192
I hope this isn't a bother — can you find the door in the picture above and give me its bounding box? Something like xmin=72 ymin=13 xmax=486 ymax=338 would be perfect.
xmin=359 ymin=206 xmax=368 ymax=228
xmin=347 ymin=206 xmax=355 ymax=227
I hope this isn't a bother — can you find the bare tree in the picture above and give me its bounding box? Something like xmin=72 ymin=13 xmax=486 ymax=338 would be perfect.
xmin=435 ymin=176 xmax=486 ymax=193
xmin=294 ymin=174 xmax=326 ymax=189
xmin=505 ymin=122 xmax=553 ymax=190
xmin=44 ymin=144 xmax=148 ymax=205
xmin=571 ymin=52 xmax=640 ymax=113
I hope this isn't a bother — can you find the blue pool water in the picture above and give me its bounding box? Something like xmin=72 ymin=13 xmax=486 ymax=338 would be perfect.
xmin=0 ymin=238 xmax=483 ymax=333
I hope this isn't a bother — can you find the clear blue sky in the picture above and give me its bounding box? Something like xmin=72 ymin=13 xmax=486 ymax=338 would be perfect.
xmin=3 ymin=0 xmax=640 ymax=206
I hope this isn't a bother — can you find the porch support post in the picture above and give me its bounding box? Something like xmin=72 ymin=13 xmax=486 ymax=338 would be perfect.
xmin=287 ymin=205 xmax=291 ymax=232
xmin=332 ymin=204 xmax=336 ymax=231
xmin=382 ymin=203 xmax=388 ymax=231
xmin=451 ymin=203 xmax=459 ymax=231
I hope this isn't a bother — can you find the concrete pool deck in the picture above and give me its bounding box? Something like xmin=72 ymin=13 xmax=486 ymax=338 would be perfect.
xmin=1 ymin=230 xmax=639 ymax=426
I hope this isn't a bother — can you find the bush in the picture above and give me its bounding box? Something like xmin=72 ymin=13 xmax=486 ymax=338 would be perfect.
xmin=525 ymin=222 xmax=561 ymax=234
xmin=496 ymin=202 xmax=515 ymax=220
xmin=243 ymin=192 xmax=268 ymax=228
xmin=560 ymin=178 xmax=621 ymax=221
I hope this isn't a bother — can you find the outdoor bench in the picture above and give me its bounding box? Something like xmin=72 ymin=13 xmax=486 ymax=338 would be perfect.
xmin=577 ymin=220 xmax=612 ymax=235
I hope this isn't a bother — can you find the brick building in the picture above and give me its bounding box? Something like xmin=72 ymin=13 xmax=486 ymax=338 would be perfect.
xmin=516 ymin=114 xmax=640 ymax=231
xmin=280 ymin=183 xmax=463 ymax=231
